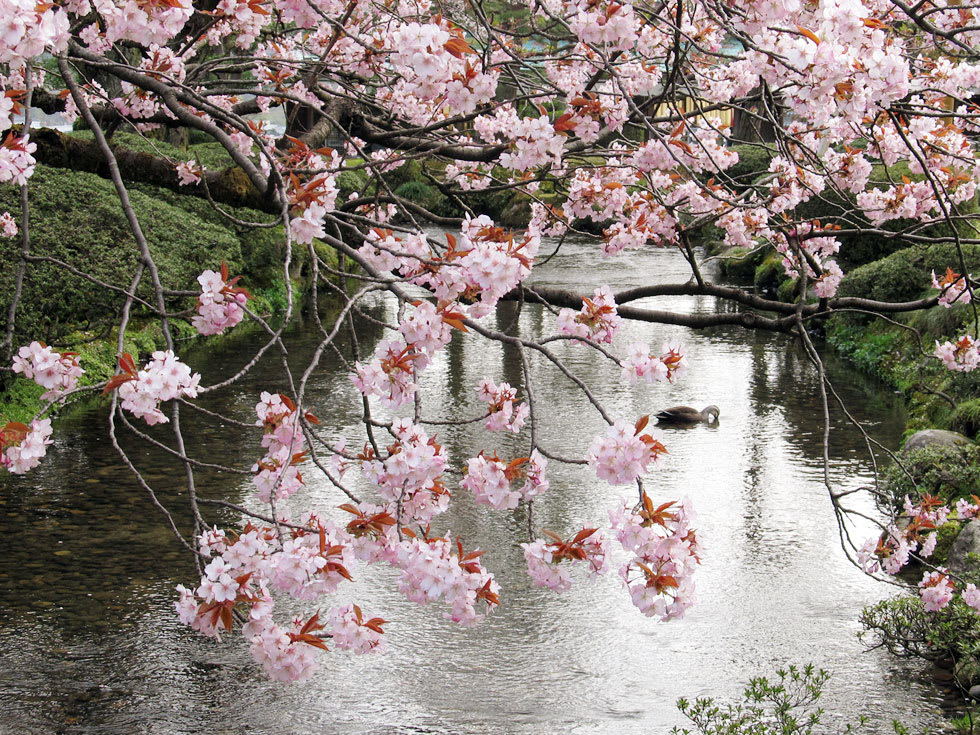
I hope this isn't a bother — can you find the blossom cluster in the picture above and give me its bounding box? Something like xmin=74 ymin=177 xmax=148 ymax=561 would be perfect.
xmin=0 ymin=0 xmax=69 ymax=68
xmin=857 ymin=494 xmax=950 ymax=575
xmin=475 ymin=377 xmax=529 ymax=433
xmin=360 ymin=418 xmax=449 ymax=525
xmin=191 ymin=266 xmax=249 ymax=336
xmin=609 ymin=493 xmax=700 ymax=620
xmin=0 ymin=418 xmax=52 ymax=474
xmin=0 ymin=211 xmax=16 ymax=237
xmin=858 ymin=494 xmax=980 ymax=615
xmin=0 ymin=132 xmax=36 ymax=186
xmin=556 ymin=286 xmax=622 ymax=344
xmin=386 ymin=21 xmax=498 ymax=119
xmin=176 ymin=160 xmax=203 ymax=187
xmin=393 ymin=534 xmax=500 ymax=627
xmin=522 ymin=528 xmax=609 ymax=592
xmin=620 ymin=340 xmax=687 ymax=384
xmin=935 ymin=335 xmax=979 ymax=373
xmin=252 ymin=391 xmax=307 ymax=504
xmin=932 ymin=268 xmax=972 ymax=308
xmin=587 ymin=417 xmax=668 ymax=485
xmin=12 ymin=341 xmax=84 ymax=400
xmin=351 ymin=339 xmax=420 ymax=409
xmin=114 ymin=351 xmax=201 ymax=426
xmin=175 ymin=516 xmax=379 ymax=682
xmin=460 ymin=450 xmax=548 ymax=510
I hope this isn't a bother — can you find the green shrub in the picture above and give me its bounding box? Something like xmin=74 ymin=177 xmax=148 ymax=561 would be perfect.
xmin=879 ymin=443 xmax=980 ymax=512
xmin=721 ymin=144 xmax=775 ymax=191
xmin=794 ymin=161 xmax=978 ymax=268
xmin=860 ymin=593 xmax=980 ymax=664
xmin=394 ymin=180 xmax=440 ymax=208
xmin=837 ymin=243 xmax=980 ymax=304
xmin=379 ymin=159 xmax=424 ymax=191
xmin=336 ymin=169 xmax=369 ymax=201
xmin=672 ymin=664 xmax=851 ymax=735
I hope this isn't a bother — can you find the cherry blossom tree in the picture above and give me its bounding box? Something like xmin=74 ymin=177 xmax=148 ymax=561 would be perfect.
xmin=0 ymin=0 xmax=979 ymax=681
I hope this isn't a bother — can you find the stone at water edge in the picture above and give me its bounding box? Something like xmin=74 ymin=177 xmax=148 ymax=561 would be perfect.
xmin=902 ymin=429 xmax=973 ymax=453
xmin=947 ymin=520 xmax=980 ymax=576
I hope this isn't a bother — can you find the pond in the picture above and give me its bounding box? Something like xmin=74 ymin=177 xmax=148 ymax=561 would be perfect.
xmin=0 ymin=237 xmax=945 ymax=733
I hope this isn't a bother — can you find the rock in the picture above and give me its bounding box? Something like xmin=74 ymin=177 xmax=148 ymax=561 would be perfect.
xmin=955 ymin=656 xmax=980 ymax=689
xmin=902 ymin=429 xmax=972 ymax=453
xmin=970 ymin=684 xmax=980 ymax=700
xmin=947 ymin=519 xmax=980 ymax=576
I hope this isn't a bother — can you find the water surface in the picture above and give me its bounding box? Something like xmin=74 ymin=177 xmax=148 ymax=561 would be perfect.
xmin=0 ymin=238 xmax=943 ymax=734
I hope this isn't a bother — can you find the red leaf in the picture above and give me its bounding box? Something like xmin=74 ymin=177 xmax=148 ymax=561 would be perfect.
xmin=119 ymin=352 xmax=137 ymax=374
xmin=634 ymin=415 xmax=650 ymax=434
xmin=444 ymin=37 xmax=474 ymax=58
xmin=572 ymin=527 xmax=598 ymax=544
xmin=553 ymin=113 xmax=576 ymax=133
xmin=796 ymin=25 xmax=821 ymax=44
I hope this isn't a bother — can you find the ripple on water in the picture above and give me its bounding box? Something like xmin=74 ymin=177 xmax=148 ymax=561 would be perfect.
xmin=0 ymin=238 xmax=943 ymax=733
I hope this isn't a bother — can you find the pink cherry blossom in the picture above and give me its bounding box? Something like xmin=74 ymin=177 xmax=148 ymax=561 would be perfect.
xmin=522 ymin=527 xmax=609 ymax=592
xmin=935 ymin=335 xmax=980 ymax=372
xmin=932 ymin=267 xmax=972 ymax=308
xmin=588 ymin=418 xmax=668 ymax=485
xmin=0 ymin=210 xmax=15 ymax=237
xmin=191 ymin=266 xmax=249 ymax=336
xmin=556 ymin=286 xmax=622 ymax=344
xmin=115 ymin=351 xmax=201 ymax=425
xmin=919 ymin=569 xmax=955 ymax=612
xmin=1 ymin=418 xmax=53 ymax=474
xmin=12 ymin=341 xmax=84 ymax=400
xmin=475 ymin=377 xmax=529 ymax=433
xmin=176 ymin=160 xmax=203 ymax=187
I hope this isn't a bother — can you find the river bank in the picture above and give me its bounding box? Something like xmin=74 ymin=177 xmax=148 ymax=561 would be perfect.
xmin=0 ymin=131 xmax=354 ymax=423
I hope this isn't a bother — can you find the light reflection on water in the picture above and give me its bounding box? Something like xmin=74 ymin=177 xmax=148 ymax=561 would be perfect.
xmin=0 ymin=238 xmax=945 ymax=734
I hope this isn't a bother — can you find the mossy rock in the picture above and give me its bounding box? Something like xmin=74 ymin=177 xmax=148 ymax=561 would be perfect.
xmin=754 ymin=251 xmax=786 ymax=293
xmin=716 ymin=244 xmax=769 ymax=281
xmin=932 ymin=521 xmax=963 ymax=565
xmin=952 ymin=399 xmax=980 ymax=440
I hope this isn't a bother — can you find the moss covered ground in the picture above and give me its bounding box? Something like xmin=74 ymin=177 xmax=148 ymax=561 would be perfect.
xmin=0 ymin=136 xmax=334 ymax=423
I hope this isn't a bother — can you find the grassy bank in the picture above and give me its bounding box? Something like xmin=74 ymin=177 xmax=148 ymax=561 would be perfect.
xmin=0 ymin=134 xmax=340 ymax=423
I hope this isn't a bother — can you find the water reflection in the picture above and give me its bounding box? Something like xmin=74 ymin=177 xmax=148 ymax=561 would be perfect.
xmin=0 ymin=238 xmax=943 ymax=734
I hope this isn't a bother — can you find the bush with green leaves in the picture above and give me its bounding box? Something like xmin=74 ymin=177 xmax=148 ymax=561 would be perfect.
xmin=861 ymin=592 xmax=980 ymax=693
xmin=671 ymin=664 xmax=869 ymax=735
xmin=879 ymin=443 xmax=980 ymax=513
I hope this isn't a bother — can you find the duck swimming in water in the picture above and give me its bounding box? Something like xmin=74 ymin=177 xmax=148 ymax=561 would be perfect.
xmin=655 ymin=405 xmax=720 ymax=425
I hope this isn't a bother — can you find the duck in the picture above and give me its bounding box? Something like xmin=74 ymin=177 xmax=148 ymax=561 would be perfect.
xmin=655 ymin=405 xmax=720 ymax=426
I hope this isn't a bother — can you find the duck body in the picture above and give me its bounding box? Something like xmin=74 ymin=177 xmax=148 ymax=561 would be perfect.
xmin=655 ymin=405 xmax=720 ymax=425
